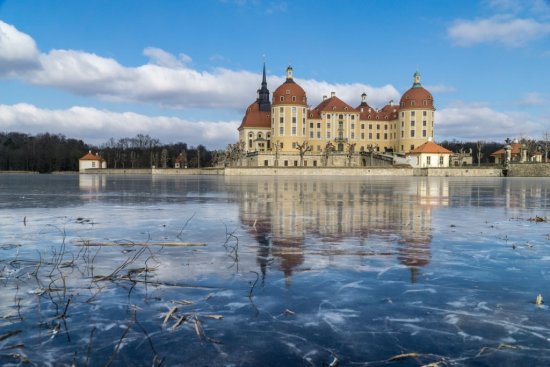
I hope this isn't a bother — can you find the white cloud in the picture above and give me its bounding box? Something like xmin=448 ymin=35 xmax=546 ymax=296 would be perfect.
xmin=517 ymin=92 xmax=547 ymax=106
xmin=0 ymin=103 xmax=239 ymax=148
xmin=448 ymin=15 xmax=550 ymax=46
xmin=0 ymin=20 xmax=401 ymax=111
xmin=143 ymin=47 xmax=192 ymax=68
xmin=297 ymin=79 xmax=400 ymax=109
xmin=436 ymin=101 xmax=548 ymax=141
xmin=0 ymin=21 xmax=40 ymax=74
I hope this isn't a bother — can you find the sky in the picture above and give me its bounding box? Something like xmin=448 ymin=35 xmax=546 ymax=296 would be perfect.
xmin=0 ymin=0 xmax=549 ymax=149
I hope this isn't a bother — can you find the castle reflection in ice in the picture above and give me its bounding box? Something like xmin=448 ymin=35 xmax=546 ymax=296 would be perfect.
xmin=225 ymin=177 xmax=451 ymax=284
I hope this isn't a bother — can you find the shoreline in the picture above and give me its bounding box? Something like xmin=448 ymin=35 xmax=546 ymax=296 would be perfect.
xmin=79 ymin=164 xmax=550 ymax=177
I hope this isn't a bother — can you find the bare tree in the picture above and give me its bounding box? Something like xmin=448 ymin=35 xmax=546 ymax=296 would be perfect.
xmin=540 ymin=132 xmax=550 ymax=163
xmin=346 ymin=142 xmax=356 ymax=167
xmin=323 ymin=142 xmax=335 ymax=167
xmin=295 ymin=140 xmax=312 ymax=166
xmin=475 ymin=140 xmax=485 ymax=166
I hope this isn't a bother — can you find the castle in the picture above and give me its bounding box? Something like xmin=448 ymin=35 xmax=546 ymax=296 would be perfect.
xmin=236 ymin=64 xmax=436 ymax=167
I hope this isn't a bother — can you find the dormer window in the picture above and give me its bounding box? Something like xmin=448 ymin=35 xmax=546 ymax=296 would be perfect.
xmin=280 ymin=96 xmax=284 ymax=102
xmin=292 ymin=96 xmax=296 ymax=102
xmin=411 ymin=101 xmax=416 ymax=107
xmin=286 ymin=90 xmax=290 ymax=94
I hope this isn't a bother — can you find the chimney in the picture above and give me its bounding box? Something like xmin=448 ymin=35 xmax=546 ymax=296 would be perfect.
xmin=89 ymin=150 xmax=92 ymax=154
xmin=389 ymin=100 xmax=394 ymax=106
xmin=360 ymin=107 xmax=364 ymax=112
xmin=428 ymin=136 xmax=433 ymax=142
xmin=331 ymin=91 xmax=335 ymax=98
xmin=323 ymin=95 xmax=327 ymax=101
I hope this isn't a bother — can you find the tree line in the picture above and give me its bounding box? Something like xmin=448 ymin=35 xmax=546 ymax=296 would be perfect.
xmin=1 ymin=131 xmax=548 ymax=172
xmin=0 ymin=132 xmax=219 ymax=173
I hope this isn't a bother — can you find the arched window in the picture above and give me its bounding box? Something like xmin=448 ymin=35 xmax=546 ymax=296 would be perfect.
xmin=280 ymin=96 xmax=284 ymax=102
xmin=292 ymin=96 xmax=296 ymax=102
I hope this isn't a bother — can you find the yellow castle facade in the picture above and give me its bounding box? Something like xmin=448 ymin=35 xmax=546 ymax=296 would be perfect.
xmin=236 ymin=65 xmax=435 ymax=167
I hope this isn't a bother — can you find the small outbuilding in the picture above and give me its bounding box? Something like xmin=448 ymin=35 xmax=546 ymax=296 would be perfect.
xmin=79 ymin=150 xmax=106 ymax=172
xmin=490 ymin=142 xmax=542 ymax=164
xmin=406 ymin=139 xmax=452 ymax=168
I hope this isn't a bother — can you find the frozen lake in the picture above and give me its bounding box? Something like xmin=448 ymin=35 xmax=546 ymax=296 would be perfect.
xmin=0 ymin=174 xmax=549 ymax=366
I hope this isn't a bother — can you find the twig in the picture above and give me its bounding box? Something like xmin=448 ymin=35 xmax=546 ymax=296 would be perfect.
xmin=177 ymin=213 xmax=196 ymax=239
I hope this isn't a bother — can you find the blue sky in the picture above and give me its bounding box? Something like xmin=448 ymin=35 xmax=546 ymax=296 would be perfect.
xmin=0 ymin=0 xmax=549 ymax=148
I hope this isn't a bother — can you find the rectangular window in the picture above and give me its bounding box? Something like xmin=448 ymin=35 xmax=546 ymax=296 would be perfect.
xmin=410 ymin=144 xmax=414 ymax=150
xmin=317 ymin=123 xmax=321 ymax=128
xmin=422 ymin=130 xmax=427 ymax=137
xmin=361 ymin=132 xmax=365 ymax=139
xmin=376 ymin=124 xmax=380 ymax=130
xmin=317 ymin=131 xmax=321 ymax=138
xmin=384 ymin=124 xmax=388 ymax=130
xmin=280 ymin=107 xmax=284 ymax=113
xmin=369 ymin=124 xmax=372 ymax=130
xmin=376 ymin=133 xmax=380 ymax=139
xmin=310 ymin=123 xmax=314 ymax=128
xmin=302 ymin=118 xmax=305 ymax=124
xmin=351 ymin=132 xmax=355 ymax=139
xmin=310 ymin=131 xmax=314 ymax=138
xmin=313 ymin=160 xmax=317 ymax=167
xmin=423 ymin=111 xmax=427 ymax=116
xmin=411 ymin=121 xmax=415 ymax=127
xmin=384 ymin=133 xmax=387 ymax=140
xmin=427 ymin=156 xmax=431 ymax=165
xmin=439 ymin=156 xmax=444 ymax=165
xmin=351 ymin=124 xmax=355 ymax=130
xmin=411 ymin=130 xmax=415 ymax=137
xmin=327 ymin=132 xmax=331 ymax=139
xmin=369 ymin=133 xmax=372 ymax=139
xmin=294 ymin=161 xmax=298 ymax=166
xmin=292 ymin=142 xmax=296 ymax=148
xmin=292 ymin=117 xmax=296 ymax=124
xmin=411 ymin=111 xmax=415 ymax=117
xmin=92 ymin=162 xmax=96 ymax=168
xmin=284 ymin=160 xmax=288 ymax=166
xmin=264 ymin=160 xmax=268 ymax=166
xmin=280 ymin=117 xmax=284 ymax=124
xmin=292 ymin=127 xmax=296 ymax=135
xmin=327 ymin=123 xmax=331 ymax=129
xmin=327 ymin=114 xmax=331 ymax=119
xmin=292 ymin=107 xmax=297 ymax=113
xmin=423 ymin=120 xmax=427 ymax=126
xmin=280 ymin=127 xmax=284 ymax=134
xmin=401 ymin=131 xmax=404 ymax=138
xmin=361 ymin=124 xmax=365 ymax=130
xmin=401 ymin=112 xmax=404 ymax=118
xmin=401 ymin=121 xmax=404 ymax=128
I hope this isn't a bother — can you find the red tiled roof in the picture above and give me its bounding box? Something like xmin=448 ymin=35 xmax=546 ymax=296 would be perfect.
xmin=309 ymin=95 xmax=356 ymax=118
xmin=238 ymin=101 xmax=271 ymax=129
xmin=79 ymin=151 xmax=103 ymax=161
xmin=409 ymin=141 xmax=452 ymax=154
xmin=400 ymin=86 xmax=434 ymax=109
xmin=272 ymin=79 xmax=307 ymax=106
xmin=491 ymin=143 xmax=521 ymax=156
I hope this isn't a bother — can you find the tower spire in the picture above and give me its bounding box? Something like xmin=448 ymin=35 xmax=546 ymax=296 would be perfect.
xmin=257 ymin=61 xmax=271 ymax=112
xmin=262 ymin=62 xmax=267 ymax=88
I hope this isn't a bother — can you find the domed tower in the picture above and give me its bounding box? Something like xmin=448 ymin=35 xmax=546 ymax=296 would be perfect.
xmin=398 ymin=71 xmax=435 ymax=153
xmin=271 ymin=66 xmax=308 ymax=153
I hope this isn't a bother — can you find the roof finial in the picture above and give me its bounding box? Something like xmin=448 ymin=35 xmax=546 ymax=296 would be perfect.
xmin=286 ymin=65 xmax=293 ymax=80
xmin=413 ymin=69 xmax=421 ymax=88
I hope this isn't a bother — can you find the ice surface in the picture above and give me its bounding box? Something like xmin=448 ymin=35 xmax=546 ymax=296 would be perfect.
xmin=0 ymin=174 xmax=549 ymax=366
